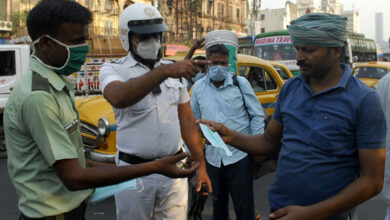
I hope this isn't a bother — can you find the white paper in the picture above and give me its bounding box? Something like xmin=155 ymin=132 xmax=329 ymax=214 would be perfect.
xmin=91 ymin=179 xmax=137 ymax=203
xmin=199 ymin=123 xmax=232 ymax=156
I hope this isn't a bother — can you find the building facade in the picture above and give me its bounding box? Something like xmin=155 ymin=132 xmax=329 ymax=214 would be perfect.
xmin=258 ymin=1 xmax=297 ymax=33
xmin=159 ymin=0 xmax=248 ymax=43
xmin=341 ymin=10 xmax=359 ymax=33
xmin=7 ymin=0 xmax=249 ymax=45
xmin=260 ymin=0 xmax=359 ymax=35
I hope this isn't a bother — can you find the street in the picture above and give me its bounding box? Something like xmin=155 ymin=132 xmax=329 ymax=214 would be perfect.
xmin=0 ymin=158 xmax=388 ymax=220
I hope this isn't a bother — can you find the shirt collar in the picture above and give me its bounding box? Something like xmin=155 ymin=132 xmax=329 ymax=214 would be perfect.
xmin=298 ymin=63 xmax=352 ymax=90
xmin=29 ymin=56 xmax=67 ymax=91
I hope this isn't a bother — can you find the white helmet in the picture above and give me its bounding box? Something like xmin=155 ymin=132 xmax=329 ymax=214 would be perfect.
xmin=119 ymin=3 xmax=167 ymax=51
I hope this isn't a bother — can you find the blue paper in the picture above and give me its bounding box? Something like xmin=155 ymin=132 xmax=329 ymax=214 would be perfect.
xmin=91 ymin=179 xmax=137 ymax=203
xmin=199 ymin=123 xmax=232 ymax=156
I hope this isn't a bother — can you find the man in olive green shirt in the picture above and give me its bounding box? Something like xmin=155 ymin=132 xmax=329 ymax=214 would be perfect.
xmin=5 ymin=0 xmax=200 ymax=219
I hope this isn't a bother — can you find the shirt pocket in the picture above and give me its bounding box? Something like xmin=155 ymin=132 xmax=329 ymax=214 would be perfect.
xmin=221 ymin=90 xmax=245 ymax=118
xmin=309 ymin=111 xmax=353 ymax=155
xmin=64 ymin=119 xmax=79 ymax=136
xmin=164 ymin=78 xmax=185 ymax=104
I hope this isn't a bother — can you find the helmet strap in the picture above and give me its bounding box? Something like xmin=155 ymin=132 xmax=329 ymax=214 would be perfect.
xmin=128 ymin=31 xmax=162 ymax=66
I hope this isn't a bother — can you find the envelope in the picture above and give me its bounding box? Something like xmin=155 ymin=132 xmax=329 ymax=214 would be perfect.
xmin=199 ymin=123 xmax=232 ymax=156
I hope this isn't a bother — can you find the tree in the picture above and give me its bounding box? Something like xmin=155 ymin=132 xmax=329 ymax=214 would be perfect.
xmin=10 ymin=10 xmax=29 ymax=36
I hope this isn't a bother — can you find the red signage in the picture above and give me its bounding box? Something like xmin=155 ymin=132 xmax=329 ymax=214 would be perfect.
xmin=165 ymin=44 xmax=189 ymax=56
xmin=255 ymin=36 xmax=292 ymax=46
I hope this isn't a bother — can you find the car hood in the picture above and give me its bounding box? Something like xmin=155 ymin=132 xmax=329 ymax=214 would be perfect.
xmin=358 ymin=77 xmax=378 ymax=88
xmin=75 ymin=95 xmax=116 ymax=126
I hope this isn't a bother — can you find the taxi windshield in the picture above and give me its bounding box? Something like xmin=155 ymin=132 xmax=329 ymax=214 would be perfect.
xmin=354 ymin=67 xmax=388 ymax=79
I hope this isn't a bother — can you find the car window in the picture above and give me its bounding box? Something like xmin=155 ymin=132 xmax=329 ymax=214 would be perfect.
xmin=265 ymin=71 xmax=277 ymax=90
xmin=241 ymin=65 xmax=278 ymax=92
xmin=354 ymin=67 xmax=388 ymax=79
xmin=273 ymin=66 xmax=289 ymax=80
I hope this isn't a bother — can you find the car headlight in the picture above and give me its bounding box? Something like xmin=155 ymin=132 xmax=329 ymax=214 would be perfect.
xmin=97 ymin=118 xmax=110 ymax=137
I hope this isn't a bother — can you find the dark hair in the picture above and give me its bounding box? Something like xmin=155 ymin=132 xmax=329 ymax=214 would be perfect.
xmin=192 ymin=55 xmax=206 ymax=60
xmin=206 ymin=44 xmax=229 ymax=58
xmin=27 ymin=0 xmax=92 ymax=41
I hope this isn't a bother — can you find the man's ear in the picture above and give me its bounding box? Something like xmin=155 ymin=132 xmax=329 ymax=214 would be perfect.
xmin=38 ymin=36 xmax=52 ymax=53
xmin=332 ymin=47 xmax=344 ymax=60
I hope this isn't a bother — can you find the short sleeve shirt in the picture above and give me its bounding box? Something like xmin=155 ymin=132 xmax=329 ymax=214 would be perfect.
xmin=4 ymin=57 xmax=92 ymax=218
xmin=269 ymin=64 xmax=386 ymax=209
xmin=99 ymin=53 xmax=190 ymax=158
xmin=191 ymin=74 xmax=265 ymax=167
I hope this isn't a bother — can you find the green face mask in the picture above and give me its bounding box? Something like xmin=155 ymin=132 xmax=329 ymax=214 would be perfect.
xmin=33 ymin=35 xmax=89 ymax=76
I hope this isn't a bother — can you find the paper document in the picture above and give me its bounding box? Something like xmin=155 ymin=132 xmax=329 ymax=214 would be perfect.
xmin=91 ymin=179 xmax=137 ymax=203
xmin=199 ymin=123 xmax=232 ymax=156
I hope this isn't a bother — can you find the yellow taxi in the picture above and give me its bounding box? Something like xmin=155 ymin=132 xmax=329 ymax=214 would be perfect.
xmin=352 ymin=61 xmax=390 ymax=89
xmin=267 ymin=60 xmax=294 ymax=82
xmin=76 ymin=54 xmax=286 ymax=162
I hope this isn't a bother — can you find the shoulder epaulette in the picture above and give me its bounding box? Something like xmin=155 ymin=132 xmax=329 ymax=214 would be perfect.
xmin=110 ymin=57 xmax=127 ymax=64
xmin=31 ymin=72 xmax=50 ymax=93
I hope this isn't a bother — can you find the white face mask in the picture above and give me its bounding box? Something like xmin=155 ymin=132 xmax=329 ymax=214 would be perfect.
xmin=134 ymin=36 xmax=160 ymax=60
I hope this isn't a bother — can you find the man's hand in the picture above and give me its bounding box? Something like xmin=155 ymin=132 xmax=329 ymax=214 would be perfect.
xmin=160 ymin=59 xmax=210 ymax=83
xmin=196 ymin=167 xmax=212 ymax=195
xmin=269 ymin=206 xmax=319 ymax=220
xmin=191 ymin=38 xmax=205 ymax=50
xmin=155 ymin=152 xmax=199 ymax=178
xmin=196 ymin=119 xmax=236 ymax=145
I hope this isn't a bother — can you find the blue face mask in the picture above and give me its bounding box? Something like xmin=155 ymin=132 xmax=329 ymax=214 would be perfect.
xmin=208 ymin=65 xmax=229 ymax=82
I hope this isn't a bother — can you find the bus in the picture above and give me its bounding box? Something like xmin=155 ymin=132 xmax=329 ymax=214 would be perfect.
xmin=347 ymin=32 xmax=377 ymax=63
xmin=253 ymin=30 xmax=301 ymax=76
xmin=238 ymin=35 xmax=254 ymax=55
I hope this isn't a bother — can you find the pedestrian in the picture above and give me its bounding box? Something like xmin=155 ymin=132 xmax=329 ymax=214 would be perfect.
xmin=377 ymin=72 xmax=390 ymax=220
xmin=191 ymin=44 xmax=265 ymax=220
xmin=4 ymin=1 xmax=199 ymax=219
xmin=199 ymin=13 xmax=386 ymax=220
xmin=99 ymin=3 xmax=211 ymax=220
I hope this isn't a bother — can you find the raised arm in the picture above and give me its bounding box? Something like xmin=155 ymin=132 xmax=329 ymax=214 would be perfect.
xmin=102 ymin=60 xmax=205 ymax=108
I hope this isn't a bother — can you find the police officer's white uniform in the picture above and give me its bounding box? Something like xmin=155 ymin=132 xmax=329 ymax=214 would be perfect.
xmin=99 ymin=53 xmax=189 ymax=220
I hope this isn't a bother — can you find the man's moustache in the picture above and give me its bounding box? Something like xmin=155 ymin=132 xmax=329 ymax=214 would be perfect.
xmin=297 ymin=60 xmax=311 ymax=68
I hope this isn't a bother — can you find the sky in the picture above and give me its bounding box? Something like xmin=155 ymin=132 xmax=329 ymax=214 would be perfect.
xmin=261 ymin=0 xmax=390 ymax=41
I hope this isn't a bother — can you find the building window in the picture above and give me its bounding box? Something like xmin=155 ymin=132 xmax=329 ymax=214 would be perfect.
xmin=207 ymin=1 xmax=212 ymax=14
xmin=104 ymin=20 xmax=114 ymax=36
xmin=228 ymin=6 xmax=232 ymax=19
xmin=260 ymin=14 xmax=265 ymax=21
xmin=261 ymin=28 xmax=265 ymax=33
xmin=236 ymin=9 xmax=240 ymax=21
xmin=105 ymin=0 xmax=113 ymax=13
xmin=218 ymin=3 xmax=224 ymax=16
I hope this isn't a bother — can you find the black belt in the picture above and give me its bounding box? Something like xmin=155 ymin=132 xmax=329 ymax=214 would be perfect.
xmin=119 ymin=149 xmax=183 ymax=164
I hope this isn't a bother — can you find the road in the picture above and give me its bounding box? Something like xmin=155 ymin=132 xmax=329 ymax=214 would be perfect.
xmin=0 ymin=157 xmax=387 ymax=220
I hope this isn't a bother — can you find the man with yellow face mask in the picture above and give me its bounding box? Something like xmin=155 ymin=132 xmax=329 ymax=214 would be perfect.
xmin=5 ymin=1 xmax=199 ymax=219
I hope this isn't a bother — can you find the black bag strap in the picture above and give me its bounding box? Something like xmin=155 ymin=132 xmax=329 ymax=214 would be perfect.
xmin=232 ymin=75 xmax=252 ymax=120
